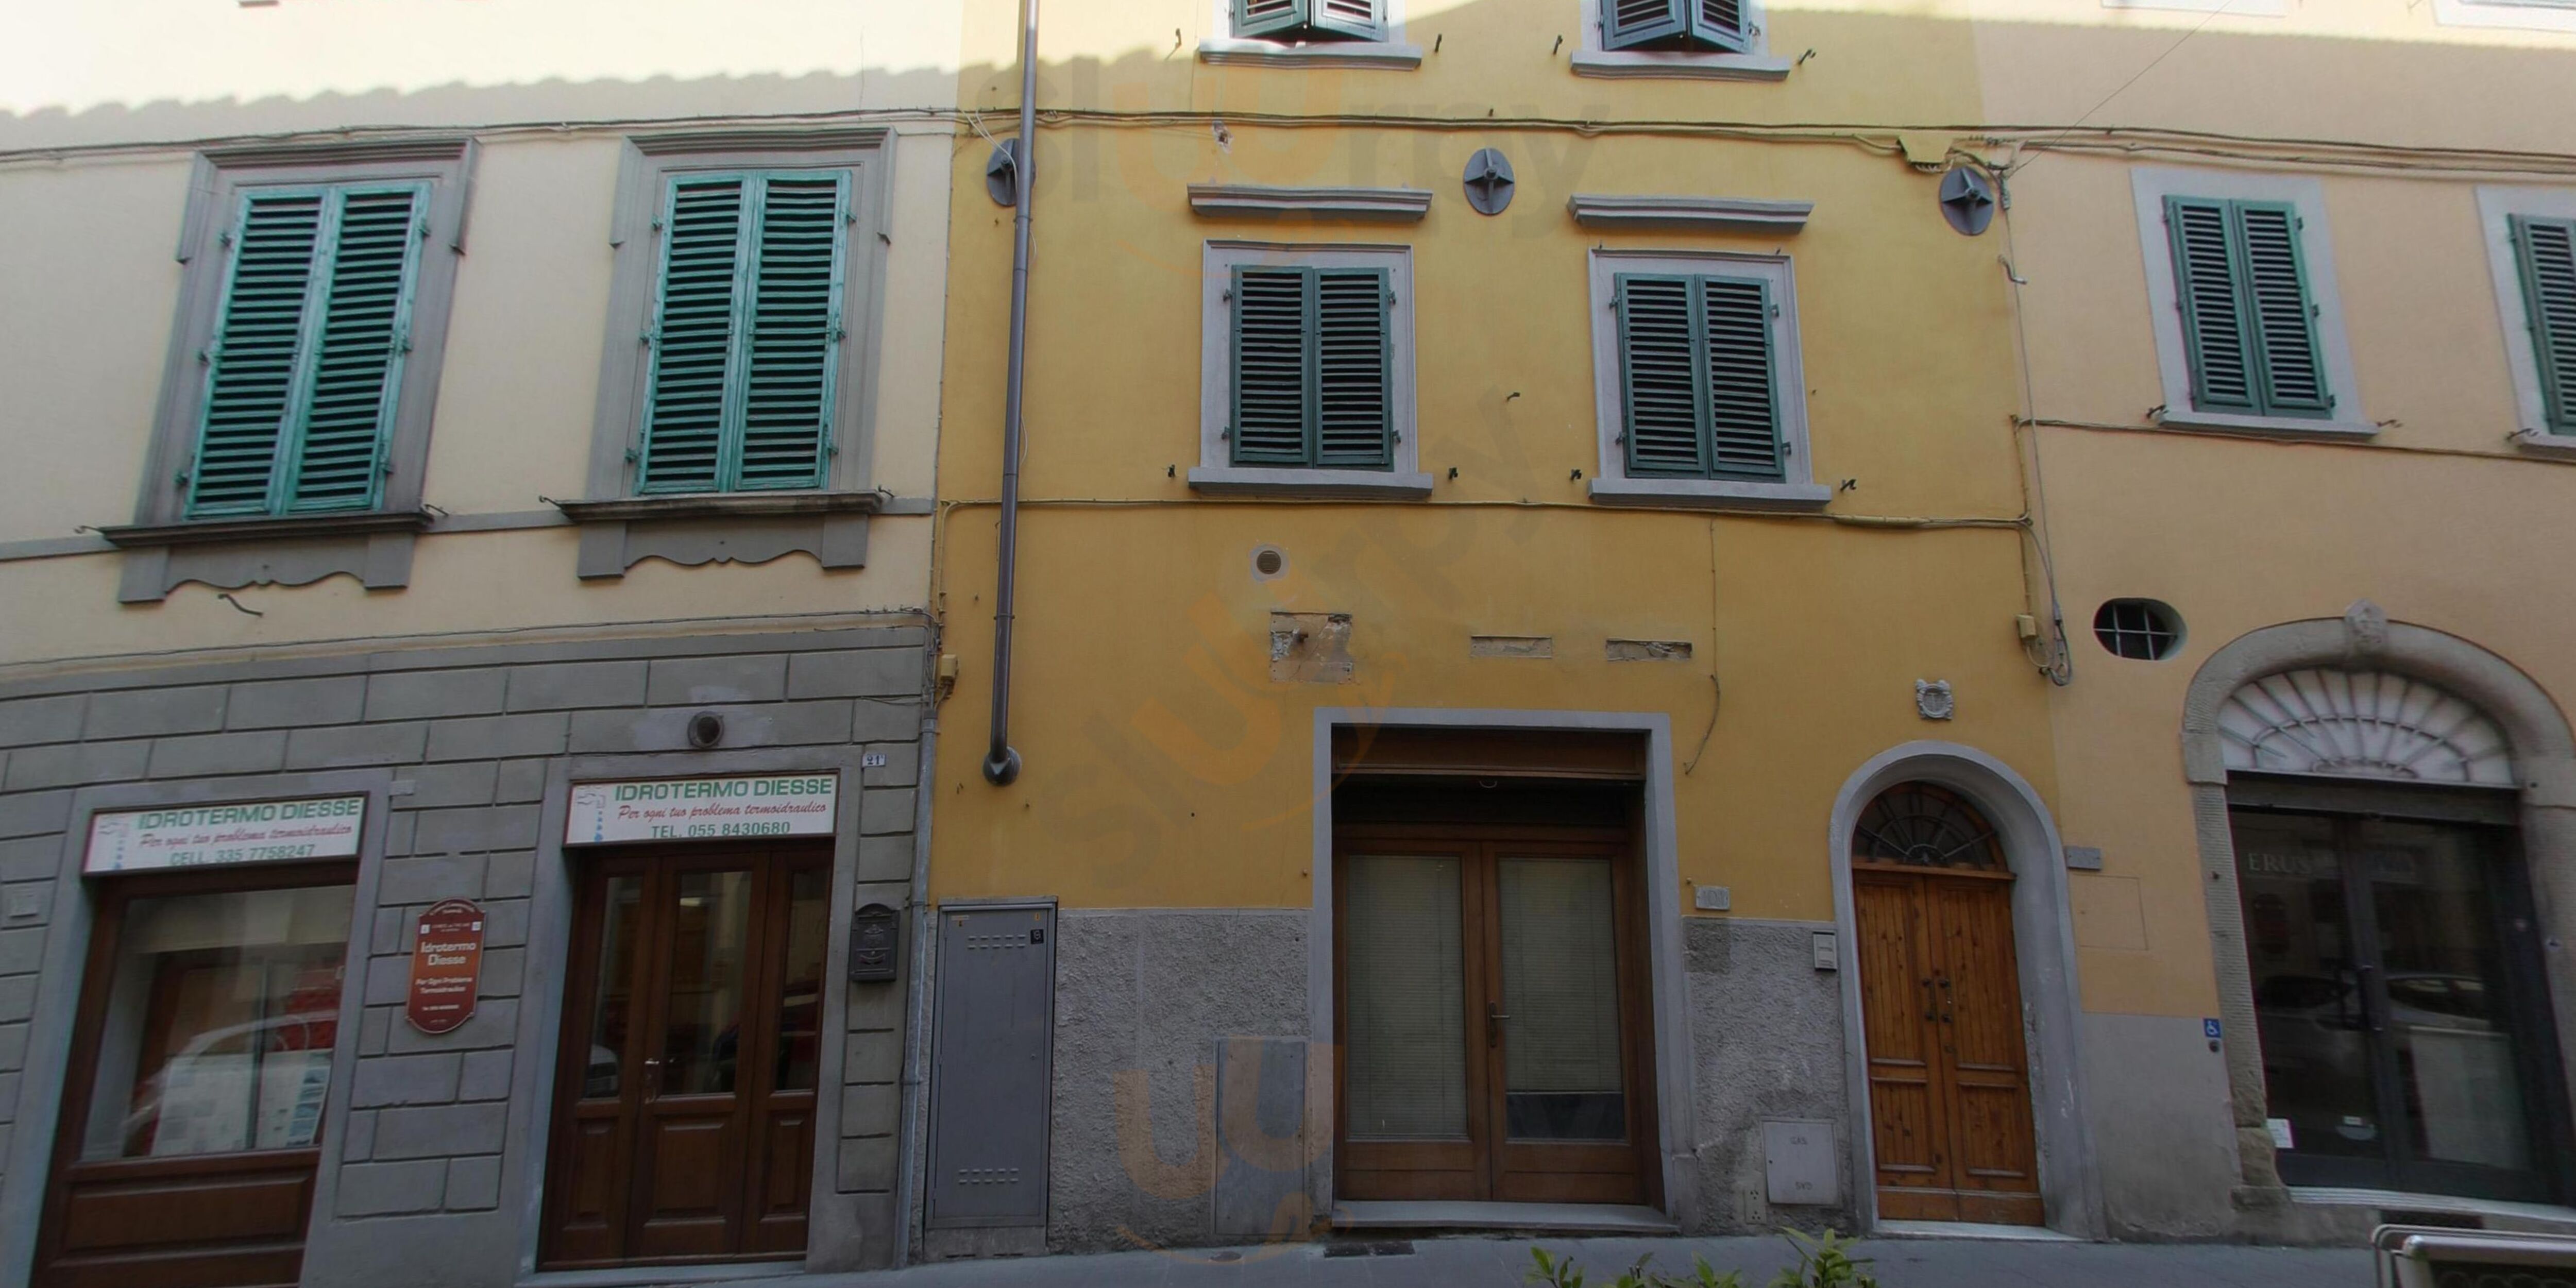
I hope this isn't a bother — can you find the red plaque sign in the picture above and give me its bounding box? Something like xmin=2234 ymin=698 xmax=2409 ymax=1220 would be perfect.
xmin=406 ymin=899 xmax=486 ymax=1035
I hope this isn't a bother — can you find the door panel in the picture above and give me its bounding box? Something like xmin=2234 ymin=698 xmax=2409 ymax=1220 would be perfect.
xmin=924 ymin=904 xmax=1056 ymax=1227
xmin=1334 ymin=827 xmax=1654 ymax=1208
xmin=540 ymin=848 xmax=821 ymax=1268
xmin=1854 ymin=869 xmax=2042 ymax=1226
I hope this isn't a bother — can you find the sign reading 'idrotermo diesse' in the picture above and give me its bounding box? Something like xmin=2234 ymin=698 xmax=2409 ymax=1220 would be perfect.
xmin=84 ymin=796 xmax=367 ymax=873
xmin=565 ymin=774 xmax=838 ymax=845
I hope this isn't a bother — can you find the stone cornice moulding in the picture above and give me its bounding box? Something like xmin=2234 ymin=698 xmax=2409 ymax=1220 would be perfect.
xmin=1568 ymin=194 xmax=1812 ymax=233
xmin=1188 ymin=184 xmax=1434 ymax=222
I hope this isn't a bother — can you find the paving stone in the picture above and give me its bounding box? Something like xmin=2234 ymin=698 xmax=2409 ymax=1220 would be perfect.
xmin=226 ymin=675 xmax=367 ymax=729
xmin=411 ymin=805 xmax=539 ymax=855
xmin=397 ymin=761 xmax=496 ymax=810
xmin=85 ymin=687 xmax=225 ymax=740
xmin=0 ymin=695 xmax=86 ymax=748
xmin=148 ymin=730 xmax=287 ymax=778
xmin=426 ymin=713 xmax=567 ymax=762
xmin=458 ymin=1049 xmax=513 ymax=1102
xmin=335 ymin=1159 xmax=446 ymax=1216
xmin=505 ymin=661 xmax=648 ymax=713
xmin=860 ymin=788 xmax=918 ymax=836
xmin=3 ymin=740 xmax=149 ymax=792
xmin=377 ymin=855 xmax=487 ymax=906
xmin=366 ymin=670 xmax=505 ymax=722
xmin=372 ymin=1101 xmax=509 ymax=1159
xmin=484 ymin=852 xmax=535 ymax=901
xmin=445 ymin=1155 xmax=503 ymax=1211
xmin=648 ymin=654 xmax=787 ymax=705
xmin=0 ymin=790 xmax=72 ymax=840
xmin=342 ymin=1108 xmax=377 ymax=1162
xmin=285 ymin=721 xmax=428 ymax=770
xmin=495 ymin=758 xmax=548 ymax=804
xmin=852 ymin=698 xmax=923 ymax=744
xmin=788 ymin=649 xmax=920 ymax=700
xmin=351 ymin=1053 xmax=462 ymax=1108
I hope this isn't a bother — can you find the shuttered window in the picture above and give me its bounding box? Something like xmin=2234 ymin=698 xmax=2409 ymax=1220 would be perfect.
xmin=2510 ymin=215 xmax=2576 ymax=435
xmin=1229 ymin=266 xmax=1394 ymax=469
xmin=2164 ymin=196 xmax=2333 ymax=419
xmin=1600 ymin=0 xmax=1753 ymax=53
xmin=186 ymin=183 xmax=428 ymax=518
xmin=638 ymin=171 xmax=851 ymax=494
xmin=1235 ymin=0 xmax=1387 ymax=41
xmin=1614 ymin=273 xmax=1785 ymax=481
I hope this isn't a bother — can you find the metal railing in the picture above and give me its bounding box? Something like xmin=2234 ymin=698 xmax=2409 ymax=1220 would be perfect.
xmin=2376 ymin=1224 xmax=2576 ymax=1288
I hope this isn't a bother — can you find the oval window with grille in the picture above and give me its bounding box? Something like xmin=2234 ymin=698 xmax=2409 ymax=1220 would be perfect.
xmin=2093 ymin=599 xmax=2183 ymax=660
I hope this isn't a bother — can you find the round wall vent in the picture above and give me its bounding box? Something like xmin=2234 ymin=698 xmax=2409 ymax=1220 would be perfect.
xmin=2093 ymin=599 xmax=2183 ymax=660
xmin=1251 ymin=545 xmax=1287 ymax=580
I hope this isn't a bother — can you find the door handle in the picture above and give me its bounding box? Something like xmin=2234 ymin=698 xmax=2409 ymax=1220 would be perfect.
xmin=642 ymin=1056 xmax=664 ymax=1095
xmin=1487 ymin=1002 xmax=1510 ymax=1049
xmin=1938 ymin=977 xmax=1956 ymax=1025
xmin=1922 ymin=978 xmax=1938 ymax=1022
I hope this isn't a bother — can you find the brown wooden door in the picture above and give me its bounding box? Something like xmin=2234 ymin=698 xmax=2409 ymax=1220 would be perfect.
xmin=1855 ymin=868 xmax=2042 ymax=1225
xmin=540 ymin=846 xmax=826 ymax=1269
xmin=1334 ymin=827 xmax=1657 ymax=1208
xmin=35 ymin=862 xmax=356 ymax=1288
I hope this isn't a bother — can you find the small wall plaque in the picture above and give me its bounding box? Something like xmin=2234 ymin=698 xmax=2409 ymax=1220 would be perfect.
xmin=406 ymin=900 xmax=485 ymax=1035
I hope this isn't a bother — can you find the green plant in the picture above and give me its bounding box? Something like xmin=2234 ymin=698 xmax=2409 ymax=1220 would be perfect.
xmin=1767 ymin=1228 xmax=1879 ymax=1288
xmin=1527 ymin=1246 xmax=1744 ymax=1288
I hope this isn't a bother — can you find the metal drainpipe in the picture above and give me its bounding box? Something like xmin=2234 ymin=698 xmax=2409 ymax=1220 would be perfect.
xmin=982 ymin=0 xmax=1039 ymax=786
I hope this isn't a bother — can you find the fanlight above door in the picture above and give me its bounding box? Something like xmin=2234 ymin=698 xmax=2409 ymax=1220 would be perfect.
xmin=2217 ymin=669 xmax=2514 ymax=786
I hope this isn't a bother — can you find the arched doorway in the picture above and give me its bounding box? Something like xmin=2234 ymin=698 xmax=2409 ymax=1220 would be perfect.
xmin=1849 ymin=782 xmax=2045 ymax=1225
xmin=2217 ymin=668 xmax=2566 ymax=1202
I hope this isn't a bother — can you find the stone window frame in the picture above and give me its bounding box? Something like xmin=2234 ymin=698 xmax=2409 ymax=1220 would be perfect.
xmin=1584 ymin=248 xmax=1832 ymax=512
xmin=560 ymin=129 xmax=894 ymax=579
xmin=2433 ymin=0 xmax=2576 ymax=33
xmin=2474 ymin=185 xmax=2576 ymax=459
xmin=105 ymin=139 xmax=477 ymax=604
xmin=1191 ymin=240 xmax=1432 ymax=499
xmin=1196 ymin=0 xmax=1426 ymax=70
xmin=1570 ymin=0 xmax=1793 ymax=82
xmin=2128 ymin=167 xmax=2376 ymax=440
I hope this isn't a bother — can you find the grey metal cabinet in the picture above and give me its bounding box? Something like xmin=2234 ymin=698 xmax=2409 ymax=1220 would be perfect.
xmin=925 ymin=902 xmax=1056 ymax=1228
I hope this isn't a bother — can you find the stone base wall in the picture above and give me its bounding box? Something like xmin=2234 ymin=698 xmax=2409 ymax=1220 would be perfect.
xmin=0 ymin=623 xmax=927 ymax=1285
xmin=1681 ymin=917 xmax=1858 ymax=1238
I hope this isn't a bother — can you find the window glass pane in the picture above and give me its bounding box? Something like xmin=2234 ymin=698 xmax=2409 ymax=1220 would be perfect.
xmin=1343 ymin=854 xmax=1467 ymax=1140
xmin=659 ymin=870 xmax=753 ymax=1095
xmin=1498 ymin=857 xmax=1626 ymax=1141
xmin=774 ymin=867 xmax=828 ymax=1091
xmin=2233 ymin=810 xmax=2383 ymax=1163
xmin=81 ymin=884 xmax=353 ymax=1161
xmin=581 ymin=875 xmax=645 ymax=1099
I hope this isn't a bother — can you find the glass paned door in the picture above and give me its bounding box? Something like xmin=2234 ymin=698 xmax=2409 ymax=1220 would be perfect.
xmin=543 ymin=846 xmax=825 ymax=1269
xmin=2234 ymin=808 xmax=2561 ymax=1201
xmin=1335 ymin=833 xmax=1652 ymax=1207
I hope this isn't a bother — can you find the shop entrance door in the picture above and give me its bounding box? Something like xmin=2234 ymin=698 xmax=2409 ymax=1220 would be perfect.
xmin=1333 ymin=828 xmax=1657 ymax=1206
xmin=2233 ymin=807 xmax=2563 ymax=1202
xmin=1850 ymin=783 xmax=2044 ymax=1226
xmin=540 ymin=845 xmax=829 ymax=1268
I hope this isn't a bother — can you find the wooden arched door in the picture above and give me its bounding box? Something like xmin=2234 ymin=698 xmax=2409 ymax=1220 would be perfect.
xmin=1851 ymin=783 xmax=2044 ymax=1226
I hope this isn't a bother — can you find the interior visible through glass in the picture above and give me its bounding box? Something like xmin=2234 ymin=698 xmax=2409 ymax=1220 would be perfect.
xmin=1498 ymin=856 xmax=1626 ymax=1141
xmin=79 ymin=884 xmax=353 ymax=1161
xmin=581 ymin=875 xmax=643 ymax=1099
xmin=2236 ymin=811 xmax=2382 ymax=1163
xmin=773 ymin=867 xmax=828 ymax=1091
xmin=659 ymin=869 xmax=752 ymax=1095
xmin=1343 ymin=854 xmax=1467 ymax=1140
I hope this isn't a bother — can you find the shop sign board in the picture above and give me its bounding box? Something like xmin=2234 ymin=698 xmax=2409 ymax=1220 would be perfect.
xmin=566 ymin=773 xmax=838 ymax=845
xmin=406 ymin=899 xmax=486 ymax=1035
xmin=83 ymin=795 xmax=367 ymax=873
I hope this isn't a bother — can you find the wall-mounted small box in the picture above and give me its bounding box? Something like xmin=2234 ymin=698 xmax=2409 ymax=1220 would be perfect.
xmin=1693 ymin=885 xmax=1731 ymax=911
xmin=850 ymin=902 xmax=901 ymax=982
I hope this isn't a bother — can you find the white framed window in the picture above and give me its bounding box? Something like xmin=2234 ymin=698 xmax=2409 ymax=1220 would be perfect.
xmin=1585 ymin=249 xmax=1829 ymax=511
xmin=2475 ymin=186 xmax=2576 ymax=455
xmin=1193 ymin=241 xmax=1430 ymax=498
xmin=1198 ymin=0 xmax=1424 ymax=69
xmin=2433 ymin=0 xmax=2576 ymax=35
xmin=1572 ymin=0 xmax=1791 ymax=81
xmin=2129 ymin=167 xmax=2371 ymax=438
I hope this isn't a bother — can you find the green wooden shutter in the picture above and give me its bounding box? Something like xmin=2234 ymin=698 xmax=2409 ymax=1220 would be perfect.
xmin=639 ymin=176 xmax=748 ymax=492
xmin=1689 ymin=0 xmax=1754 ymax=53
xmin=2165 ymin=197 xmax=2257 ymax=414
xmin=1603 ymin=0 xmax=1689 ymax=49
xmin=285 ymin=187 xmax=424 ymax=512
xmin=2235 ymin=201 xmax=2331 ymax=417
xmin=1314 ymin=268 xmax=1392 ymax=467
xmin=1236 ymin=0 xmax=1308 ymax=38
xmin=2511 ymin=215 xmax=2576 ymax=435
xmin=190 ymin=193 xmax=327 ymax=516
xmin=1313 ymin=0 xmax=1387 ymax=40
xmin=735 ymin=174 xmax=847 ymax=489
xmin=1617 ymin=274 xmax=1707 ymax=476
xmin=1699 ymin=276 xmax=1784 ymax=479
xmin=1231 ymin=266 xmax=1311 ymax=465
xmin=188 ymin=184 xmax=423 ymax=518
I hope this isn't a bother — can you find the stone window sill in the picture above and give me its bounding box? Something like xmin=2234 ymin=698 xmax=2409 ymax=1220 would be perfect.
xmin=1188 ymin=467 xmax=1435 ymax=499
xmin=1570 ymin=50 xmax=1793 ymax=81
xmin=552 ymin=491 xmax=884 ymax=578
xmin=2512 ymin=429 xmax=2576 ymax=460
xmin=1197 ymin=38 xmax=1424 ymax=70
xmin=1587 ymin=477 xmax=1832 ymax=512
xmin=2154 ymin=410 xmax=2380 ymax=440
xmin=97 ymin=509 xmax=434 ymax=549
xmin=96 ymin=510 xmax=434 ymax=603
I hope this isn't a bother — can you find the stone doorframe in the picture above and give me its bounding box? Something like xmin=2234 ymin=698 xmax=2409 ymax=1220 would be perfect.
xmin=2181 ymin=610 xmax=2576 ymax=1195
xmin=1827 ymin=741 xmax=2105 ymax=1238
